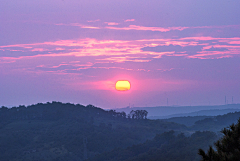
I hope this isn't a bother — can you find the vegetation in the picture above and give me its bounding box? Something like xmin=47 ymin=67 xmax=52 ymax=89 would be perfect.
xmin=89 ymin=130 xmax=218 ymax=161
xmin=128 ymin=110 xmax=148 ymax=119
xmin=199 ymin=118 xmax=240 ymax=161
xmin=162 ymin=116 xmax=214 ymax=126
xmin=191 ymin=111 xmax=240 ymax=132
xmin=159 ymin=111 xmax=240 ymax=132
xmin=0 ymin=102 xmax=186 ymax=161
xmin=1 ymin=102 xmax=240 ymax=160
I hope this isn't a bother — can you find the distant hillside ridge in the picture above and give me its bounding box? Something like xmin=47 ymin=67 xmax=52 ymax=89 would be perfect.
xmin=161 ymin=116 xmax=214 ymax=127
xmin=149 ymin=108 xmax=240 ymax=119
xmin=115 ymin=104 xmax=240 ymax=117
xmin=191 ymin=111 xmax=240 ymax=132
xmin=160 ymin=110 xmax=240 ymax=132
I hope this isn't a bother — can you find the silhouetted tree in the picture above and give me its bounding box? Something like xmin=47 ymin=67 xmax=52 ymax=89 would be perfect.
xmin=120 ymin=111 xmax=126 ymax=118
xmin=0 ymin=106 xmax=8 ymax=111
xmin=198 ymin=118 xmax=240 ymax=161
xmin=142 ymin=110 xmax=148 ymax=119
xmin=128 ymin=110 xmax=148 ymax=119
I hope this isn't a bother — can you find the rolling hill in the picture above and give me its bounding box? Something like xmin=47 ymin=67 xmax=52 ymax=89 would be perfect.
xmin=1 ymin=102 xmax=240 ymax=161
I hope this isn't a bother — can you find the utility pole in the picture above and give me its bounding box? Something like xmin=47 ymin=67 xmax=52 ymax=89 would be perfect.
xmin=225 ymin=96 xmax=227 ymax=105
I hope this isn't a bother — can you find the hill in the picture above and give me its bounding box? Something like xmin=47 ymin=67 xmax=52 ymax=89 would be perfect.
xmin=160 ymin=111 xmax=240 ymax=131
xmin=115 ymin=104 xmax=240 ymax=117
xmin=0 ymin=102 xmax=186 ymax=161
xmin=1 ymin=102 xmax=240 ymax=161
xmin=89 ymin=111 xmax=240 ymax=161
xmin=191 ymin=111 xmax=240 ymax=132
xmin=148 ymin=109 xmax=240 ymax=127
xmin=161 ymin=110 xmax=240 ymax=132
xmin=161 ymin=116 xmax=214 ymax=126
xmin=88 ymin=131 xmax=218 ymax=161
xmin=149 ymin=108 xmax=240 ymax=119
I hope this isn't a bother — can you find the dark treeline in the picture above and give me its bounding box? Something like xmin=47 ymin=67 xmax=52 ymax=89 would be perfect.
xmin=0 ymin=102 xmax=147 ymax=121
xmin=199 ymin=119 xmax=240 ymax=161
xmin=0 ymin=102 xmax=186 ymax=161
xmin=89 ymin=131 xmax=218 ymax=161
xmin=1 ymin=102 xmax=240 ymax=161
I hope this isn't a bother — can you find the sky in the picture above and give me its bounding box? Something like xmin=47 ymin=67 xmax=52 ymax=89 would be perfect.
xmin=1 ymin=0 xmax=240 ymax=108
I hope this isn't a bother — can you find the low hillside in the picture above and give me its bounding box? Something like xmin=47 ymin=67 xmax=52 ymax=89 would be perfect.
xmin=115 ymin=104 xmax=240 ymax=117
xmin=149 ymin=108 xmax=240 ymax=119
xmin=162 ymin=116 xmax=214 ymax=126
xmin=1 ymin=102 xmax=239 ymax=160
xmin=89 ymin=131 xmax=218 ymax=161
xmin=0 ymin=102 xmax=186 ymax=161
xmin=160 ymin=111 xmax=240 ymax=132
xmin=191 ymin=111 xmax=240 ymax=132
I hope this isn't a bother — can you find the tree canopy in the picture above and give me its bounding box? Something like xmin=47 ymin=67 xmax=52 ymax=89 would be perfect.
xmin=199 ymin=118 xmax=240 ymax=161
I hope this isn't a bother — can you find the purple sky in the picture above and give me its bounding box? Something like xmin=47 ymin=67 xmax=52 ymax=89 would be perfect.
xmin=1 ymin=0 xmax=240 ymax=108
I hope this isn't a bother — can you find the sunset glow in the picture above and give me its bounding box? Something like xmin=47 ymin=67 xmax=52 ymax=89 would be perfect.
xmin=115 ymin=81 xmax=131 ymax=91
xmin=0 ymin=0 xmax=240 ymax=108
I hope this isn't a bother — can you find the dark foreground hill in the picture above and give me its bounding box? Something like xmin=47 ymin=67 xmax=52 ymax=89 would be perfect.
xmin=89 ymin=111 xmax=240 ymax=161
xmin=0 ymin=102 xmax=186 ymax=161
xmin=1 ymin=102 xmax=239 ymax=161
xmin=89 ymin=131 xmax=218 ymax=161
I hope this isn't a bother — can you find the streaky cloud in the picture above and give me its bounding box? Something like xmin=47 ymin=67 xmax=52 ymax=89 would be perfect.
xmin=204 ymin=46 xmax=228 ymax=51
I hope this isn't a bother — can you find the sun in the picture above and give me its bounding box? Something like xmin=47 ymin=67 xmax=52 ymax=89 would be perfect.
xmin=115 ymin=80 xmax=131 ymax=91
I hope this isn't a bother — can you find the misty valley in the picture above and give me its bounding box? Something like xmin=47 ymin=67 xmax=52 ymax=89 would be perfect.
xmin=1 ymin=102 xmax=240 ymax=161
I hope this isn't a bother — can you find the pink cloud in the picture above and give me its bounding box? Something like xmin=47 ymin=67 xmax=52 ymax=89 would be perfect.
xmin=1 ymin=36 xmax=240 ymax=75
xmin=53 ymin=23 xmax=240 ymax=35
xmin=105 ymin=25 xmax=189 ymax=32
xmin=55 ymin=23 xmax=100 ymax=29
xmin=192 ymin=24 xmax=240 ymax=29
xmin=228 ymin=41 xmax=240 ymax=44
xmin=124 ymin=19 xmax=135 ymax=22
xmin=55 ymin=22 xmax=190 ymax=32
xmin=87 ymin=19 xmax=100 ymax=23
xmin=187 ymin=50 xmax=233 ymax=59
xmin=69 ymin=23 xmax=100 ymax=29
xmin=0 ymin=57 xmax=17 ymax=64
xmin=31 ymin=48 xmax=49 ymax=52
xmin=104 ymin=22 xmax=119 ymax=26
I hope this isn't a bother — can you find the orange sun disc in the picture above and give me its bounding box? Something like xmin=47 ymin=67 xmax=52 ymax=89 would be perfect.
xmin=115 ymin=80 xmax=131 ymax=91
